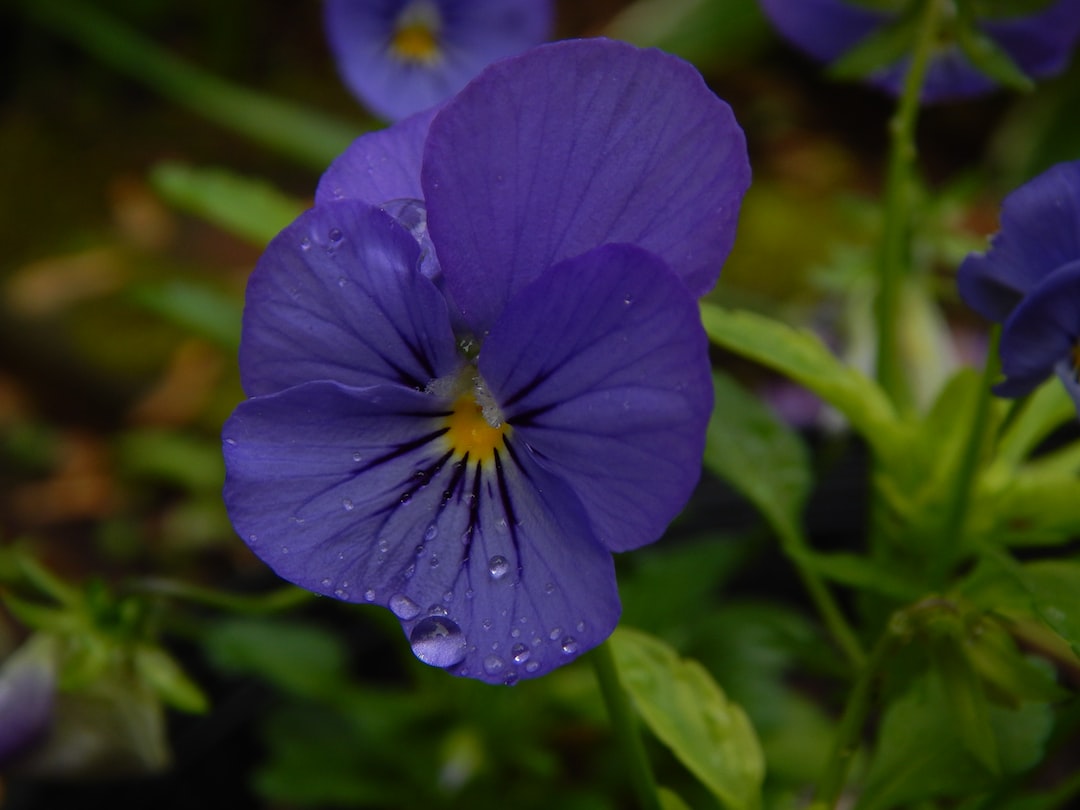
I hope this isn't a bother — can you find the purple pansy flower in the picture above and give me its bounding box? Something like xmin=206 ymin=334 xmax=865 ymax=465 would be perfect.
xmin=223 ymin=39 xmax=750 ymax=684
xmin=957 ymin=160 xmax=1080 ymax=413
xmin=324 ymin=0 xmax=553 ymax=121
xmin=759 ymin=0 xmax=1080 ymax=102
xmin=0 ymin=640 xmax=55 ymax=766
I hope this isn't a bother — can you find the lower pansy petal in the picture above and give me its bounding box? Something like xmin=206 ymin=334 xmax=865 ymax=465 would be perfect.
xmin=996 ymin=259 xmax=1080 ymax=397
xmin=479 ymin=243 xmax=712 ymax=553
xmin=222 ymin=379 xmax=619 ymax=684
xmin=239 ymin=201 xmax=462 ymax=397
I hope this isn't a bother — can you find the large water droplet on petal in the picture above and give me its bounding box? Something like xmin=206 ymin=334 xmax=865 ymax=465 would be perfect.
xmin=488 ymin=555 xmax=510 ymax=580
xmin=389 ymin=593 xmax=421 ymax=620
xmin=410 ymin=616 xmax=466 ymax=668
xmin=560 ymin=637 xmax=579 ymax=655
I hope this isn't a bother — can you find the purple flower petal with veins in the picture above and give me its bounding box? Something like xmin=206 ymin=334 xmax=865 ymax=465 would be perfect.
xmin=224 ymin=40 xmax=748 ymax=683
xmin=958 ymin=160 xmax=1080 ymax=413
xmin=324 ymin=0 xmax=552 ymax=121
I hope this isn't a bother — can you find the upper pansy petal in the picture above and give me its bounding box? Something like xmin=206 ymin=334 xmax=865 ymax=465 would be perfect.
xmin=959 ymin=160 xmax=1080 ymax=323
xmin=422 ymin=37 xmax=750 ymax=335
xmin=324 ymin=0 xmax=552 ymax=122
xmin=239 ymin=200 xmax=462 ymax=397
xmin=759 ymin=0 xmax=884 ymax=64
xmin=479 ymin=243 xmax=712 ymax=553
xmin=222 ymin=380 xmax=619 ymax=684
xmin=984 ymin=0 xmax=1080 ymax=80
xmin=995 ymin=259 xmax=1080 ymax=397
xmin=315 ymin=107 xmax=436 ymax=206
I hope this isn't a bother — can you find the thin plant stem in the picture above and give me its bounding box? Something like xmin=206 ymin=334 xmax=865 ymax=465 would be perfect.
xmin=934 ymin=326 xmax=1001 ymax=582
xmin=130 ymin=577 xmax=315 ymax=614
xmin=875 ymin=0 xmax=945 ymax=410
xmin=777 ymin=524 xmax=866 ymax=669
xmin=591 ymin=640 xmax=663 ymax=810
xmin=811 ymin=614 xmax=903 ymax=810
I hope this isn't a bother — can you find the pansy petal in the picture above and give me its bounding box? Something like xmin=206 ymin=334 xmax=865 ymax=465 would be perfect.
xmin=239 ymin=200 xmax=462 ymax=397
xmin=759 ymin=0 xmax=884 ymax=64
xmin=223 ymin=380 xmax=619 ymax=684
xmin=984 ymin=0 xmax=1080 ymax=80
xmin=0 ymin=641 xmax=55 ymax=765
xmin=479 ymin=244 xmax=712 ymax=553
xmin=959 ymin=160 xmax=1080 ymax=323
xmin=995 ymin=259 xmax=1080 ymax=397
xmin=324 ymin=0 xmax=552 ymax=122
xmin=422 ymin=38 xmax=750 ymax=334
xmin=315 ymin=107 xmax=436 ymax=206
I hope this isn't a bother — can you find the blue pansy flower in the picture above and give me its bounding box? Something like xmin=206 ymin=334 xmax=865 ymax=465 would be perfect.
xmin=223 ymin=39 xmax=750 ymax=684
xmin=958 ymin=160 xmax=1080 ymax=413
xmin=324 ymin=0 xmax=553 ymax=121
xmin=0 ymin=639 xmax=55 ymax=767
xmin=759 ymin=0 xmax=1080 ymax=102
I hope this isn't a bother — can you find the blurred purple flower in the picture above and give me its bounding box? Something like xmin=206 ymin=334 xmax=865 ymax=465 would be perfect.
xmin=958 ymin=160 xmax=1080 ymax=412
xmin=223 ymin=39 xmax=750 ymax=684
xmin=324 ymin=0 xmax=552 ymax=121
xmin=0 ymin=640 xmax=55 ymax=766
xmin=759 ymin=0 xmax=1080 ymax=102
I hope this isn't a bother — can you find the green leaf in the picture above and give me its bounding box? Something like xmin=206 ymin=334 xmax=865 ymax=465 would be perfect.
xmin=128 ymin=280 xmax=242 ymax=351
xmin=994 ymin=377 xmax=1075 ymax=467
xmin=784 ymin=549 xmax=923 ymax=601
xmin=703 ymin=371 xmax=811 ymax=542
xmin=610 ymin=626 xmax=764 ymax=810
xmin=603 ymin=0 xmax=769 ymax=71
xmin=659 ymin=787 xmax=694 ymax=810
xmin=134 ymin=644 xmax=209 ymax=714
xmin=699 ymin=305 xmax=906 ymax=464
xmin=151 ymin=163 xmax=306 ymax=247
xmin=203 ymin=617 xmax=350 ymax=701
xmin=115 ymin=429 xmax=225 ymax=494
xmin=929 ymin=634 xmax=1000 ymax=773
xmin=954 ymin=8 xmax=1035 ymax=92
xmin=1021 ymin=560 xmax=1080 ymax=656
xmin=827 ymin=13 xmax=921 ymax=80
xmin=858 ymin=668 xmax=1054 ymax=810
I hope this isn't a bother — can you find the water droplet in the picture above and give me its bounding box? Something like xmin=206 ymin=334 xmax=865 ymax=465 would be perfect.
xmin=443 ymin=590 xmax=454 ymax=602
xmin=352 ymin=451 xmax=363 ymax=462
xmin=510 ymin=628 xmax=521 ymax=639
xmin=495 ymin=517 xmax=508 ymax=532
xmin=404 ymin=564 xmax=415 ymax=579
xmin=429 ymin=555 xmax=440 ymax=568
xmin=561 ymin=636 xmax=579 ymax=655
xmin=488 ymin=555 xmax=510 ymax=580
xmin=280 ymin=545 xmax=289 ymax=554
xmin=410 ymin=616 xmax=466 ymax=668
xmin=465 ymin=589 xmax=474 ymax=599
xmin=334 ymin=587 xmax=349 ymax=599
xmin=483 ymin=655 xmax=505 ymax=675
xmin=342 ymin=498 xmax=354 ymax=512
xmin=337 ymin=277 xmax=348 ymax=288
xmin=328 ymin=228 xmax=343 ymax=243
xmin=364 ymin=589 xmax=376 ymax=602
xmin=389 ymin=593 xmax=421 ymax=620
xmin=576 ymin=621 xmax=586 ymax=633
xmin=503 ymin=672 xmax=519 ymax=686
xmin=544 ymin=582 xmax=555 ymax=595
xmin=424 ymin=524 xmax=438 ymax=541
xmin=511 ymin=643 xmax=530 ymax=664
xmin=549 ymin=627 xmax=562 ymax=641
xmin=623 ymin=293 xmax=634 ymax=305
xmin=247 ymin=533 xmax=258 ymax=545
xmin=224 ymin=437 xmax=237 ymax=446
xmin=482 ymin=618 xmax=494 ymax=631
xmin=525 ymin=661 xmax=540 ymax=673
xmin=300 ymin=236 xmax=311 ymax=251
xmin=399 ymin=492 xmax=412 ymax=504
xmin=428 ymin=604 xmax=448 ymax=617
xmin=320 ymin=578 xmax=332 ymax=587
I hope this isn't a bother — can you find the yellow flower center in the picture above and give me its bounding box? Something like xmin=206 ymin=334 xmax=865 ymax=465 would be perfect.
xmin=390 ymin=22 xmax=440 ymax=64
xmin=443 ymin=394 xmax=508 ymax=464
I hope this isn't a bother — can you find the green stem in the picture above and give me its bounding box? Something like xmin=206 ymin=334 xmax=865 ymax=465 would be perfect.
xmin=16 ymin=0 xmax=365 ymax=170
xmin=591 ymin=640 xmax=663 ymax=810
xmin=875 ymin=0 xmax=944 ymax=410
xmin=778 ymin=525 xmax=866 ymax=669
xmin=812 ymin=615 xmax=903 ymax=810
xmin=935 ymin=326 xmax=1001 ymax=582
xmin=129 ymin=577 xmax=314 ymax=614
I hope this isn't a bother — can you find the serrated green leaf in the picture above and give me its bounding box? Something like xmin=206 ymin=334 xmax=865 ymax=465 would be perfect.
xmin=150 ymin=162 xmax=306 ymax=248
xmin=703 ymin=371 xmax=811 ymax=541
xmin=610 ymin=627 xmax=764 ymax=810
xmin=134 ymin=644 xmax=209 ymax=714
xmin=699 ymin=305 xmax=906 ymax=463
